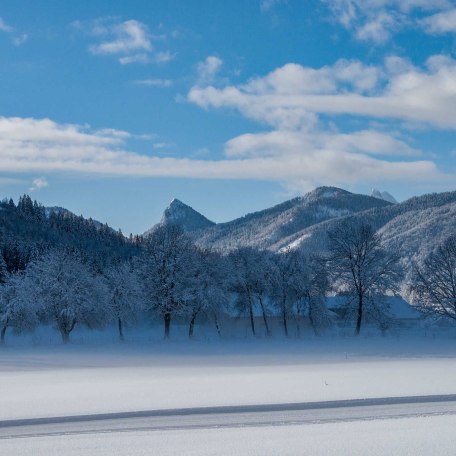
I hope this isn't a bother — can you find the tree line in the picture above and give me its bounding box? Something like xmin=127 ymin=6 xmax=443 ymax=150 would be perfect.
xmin=0 ymin=212 xmax=455 ymax=344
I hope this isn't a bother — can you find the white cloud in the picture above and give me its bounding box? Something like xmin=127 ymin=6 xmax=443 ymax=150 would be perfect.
xmin=260 ymin=0 xmax=285 ymax=12
xmin=355 ymin=12 xmax=398 ymax=43
xmin=79 ymin=18 xmax=173 ymax=65
xmin=185 ymin=56 xmax=456 ymax=191
xmin=0 ymin=17 xmax=13 ymax=33
xmin=189 ymin=56 xmax=456 ymax=129
xmin=196 ymin=56 xmax=223 ymax=85
xmin=323 ymin=0 xmax=453 ymax=43
xmin=153 ymin=142 xmax=175 ymax=149
xmin=29 ymin=177 xmax=49 ymax=192
xmin=154 ymin=51 xmax=176 ymax=63
xmin=0 ymin=114 xmax=449 ymax=194
xmin=89 ymin=19 xmax=151 ymax=56
xmin=118 ymin=53 xmax=151 ymax=65
xmin=12 ymin=33 xmax=28 ymax=46
xmin=135 ymin=78 xmax=173 ymax=87
xmin=421 ymin=8 xmax=456 ymax=34
xmin=0 ymin=17 xmax=28 ymax=46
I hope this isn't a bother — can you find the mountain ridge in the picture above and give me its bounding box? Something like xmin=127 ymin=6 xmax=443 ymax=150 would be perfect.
xmin=145 ymin=186 xmax=456 ymax=271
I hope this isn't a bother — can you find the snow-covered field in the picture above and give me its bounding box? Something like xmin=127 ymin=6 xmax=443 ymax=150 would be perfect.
xmin=2 ymin=328 xmax=456 ymax=454
xmin=3 ymin=415 xmax=456 ymax=456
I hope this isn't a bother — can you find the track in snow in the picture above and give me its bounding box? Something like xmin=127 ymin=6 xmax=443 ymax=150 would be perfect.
xmin=2 ymin=394 xmax=456 ymax=440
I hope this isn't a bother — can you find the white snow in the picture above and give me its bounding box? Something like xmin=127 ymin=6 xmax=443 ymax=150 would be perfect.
xmin=2 ymin=333 xmax=456 ymax=421
xmin=370 ymin=188 xmax=397 ymax=204
xmin=3 ymin=331 xmax=456 ymax=454
xmin=2 ymin=415 xmax=456 ymax=455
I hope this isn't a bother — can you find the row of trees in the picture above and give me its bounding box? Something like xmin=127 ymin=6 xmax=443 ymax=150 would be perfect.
xmin=0 ymin=221 xmax=455 ymax=344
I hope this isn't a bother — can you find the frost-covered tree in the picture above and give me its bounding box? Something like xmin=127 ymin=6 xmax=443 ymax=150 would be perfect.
xmin=229 ymin=247 xmax=274 ymax=336
xmin=230 ymin=248 xmax=259 ymax=336
xmin=187 ymin=249 xmax=230 ymax=338
xmin=272 ymin=250 xmax=330 ymax=336
xmin=104 ymin=261 xmax=143 ymax=341
xmin=410 ymin=235 xmax=456 ymax=321
xmin=0 ymin=272 xmax=40 ymax=344
xmin=24 ymin=249 xmax=108 ymax=343
xmin=301 ymin=256 xmax=332 ymax=335
xmin=140 ymin=224 xmax=196 ymax=339
xmin=326 ymin=222 xmax=401 ymax=335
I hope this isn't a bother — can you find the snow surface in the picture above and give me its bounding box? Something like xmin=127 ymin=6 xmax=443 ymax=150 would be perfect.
xmin=2 ymin=415 xmax=456 ymax=455
xmin=2 ymin=331 xmax=456 ymax=421
xmin=3 ymin=329 xmax=456 ymax=454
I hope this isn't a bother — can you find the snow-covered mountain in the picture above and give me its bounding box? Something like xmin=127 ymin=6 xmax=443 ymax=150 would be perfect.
xmin=281 ymin=189 xmax=456 ymax=269
xmin=147 ymin=187 xmax=456 ymax=272
xmin=146 ymin=198 xmax=215 ymax=235
xmin=192 ymin=187 xmax=392 ymax=251
xmin=370 ymin=189 xmax=397 ymax=204
xmin=147 ymin=187 xmax=392 ymax=250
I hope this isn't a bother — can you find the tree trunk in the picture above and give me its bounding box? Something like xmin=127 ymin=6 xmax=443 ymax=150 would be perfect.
xmin=214 ymin=314 xmax=222 ymax=338
xmin=188 ymin=311 xmax=198 ymax=338
xmin=118 ymin=318 xmax=125 ymax=342
xmin=309 ymin=309 xmax=319 ymax=336
xmin=355 ymin=293 xmax=363 ymax=336
xmin=164 ymin=313 xmax=171 ymax=339
xmin=248 ymin=295 xmax=256 ymax=336
xmin=60 ymin=319 xmax=76 ymax=344
xmin=282 ymin=303 xmax=288 ymax=337
xmin=0 ymin=325 xmax=7 ymax=344
xmin=61 ymin=329 xmax=70 ymax=344
xmin=258 ymin=296 xmax=270 ymax=336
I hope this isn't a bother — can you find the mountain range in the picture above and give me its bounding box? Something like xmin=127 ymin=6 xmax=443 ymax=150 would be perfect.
xmin=2 ymin=186 xmax=454 ymax=275
xmin=151 ymin=186 xmax=456 ymax=270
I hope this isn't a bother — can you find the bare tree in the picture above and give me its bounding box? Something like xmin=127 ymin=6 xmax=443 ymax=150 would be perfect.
xmin=229 ymin=247 xmax=274 ymax=337
xmin=302 ymin=255 xmax=332 ymax=335
xmin=410 ymin=235 xmax=456 ymax=321
xmin=326 ymin=222 xmax=401 ymax=335
xmin=140 ymin=224 xmax=195 ymax=339
xmin=104 ymin=261 xmax=142 ymax=341
xmin=187 ymin=248 xmax=230 ymax=338
xmin=271 ymin=250 xmax=300 ymax=337
xmin=272 ymin=250 xmax=330 ymax=337
xmin=229 ymin=247 xmax=259 ymax=336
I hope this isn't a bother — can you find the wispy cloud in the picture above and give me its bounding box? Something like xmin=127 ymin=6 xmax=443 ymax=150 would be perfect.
xmin=134 ymin=78 xmax=173 ymax=87
xmin=154 ymin=51 xmax=176 ymax=63
xmin=189 ymin=56 xmax=456 ymax=129
xmin=88 ymin=19 xmax=151 ymax=56
xmin=0 ymin=17 xmax=13 ymax=33
xmin=260 ymin=0 xmax=286 ymax=12
xmin=185 ymin=54 xmax=456 ymax=191
xmin=29 ymin=177 xmax=49 ymax=192
xmin=12 ymin=33 xmax=28 ymax=46
xmin=421 ymin=8 xmax=456 ymax=34
xmin=0 ymin=113 xmax=449 ymax=196
xmin=153 ymin=142 xmax=175 ymax=149
xmin=0 ymin=17 xmax=28 ymax=46
xmin=322 ymin=0 xmax=453 ymax=43
xmin=75 ymin=18 xmax=174 ymax=65
xmin=196 ymin=56 xmax=223 ymax=85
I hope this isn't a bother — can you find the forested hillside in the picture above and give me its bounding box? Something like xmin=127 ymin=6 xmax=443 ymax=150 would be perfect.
xmin=0 ymin=195 xmax=140 ymax=273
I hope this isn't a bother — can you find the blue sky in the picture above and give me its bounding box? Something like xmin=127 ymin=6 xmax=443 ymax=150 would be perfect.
xmin=1 ymin=0 xmax=456 ymax=234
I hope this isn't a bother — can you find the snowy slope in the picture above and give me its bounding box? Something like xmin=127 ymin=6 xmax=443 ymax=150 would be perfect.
xmin=144 ymin=187 xmax=456 ymax=271
xmin=281 ymin=189 xmax=456 ymax=267
xmin=370 ymin=189 xmax=398 ymax=204
xmin=189 ymin=187 xmax=391 ymax=251
xmin=145 ymin=198 xmax=215 ymax=235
